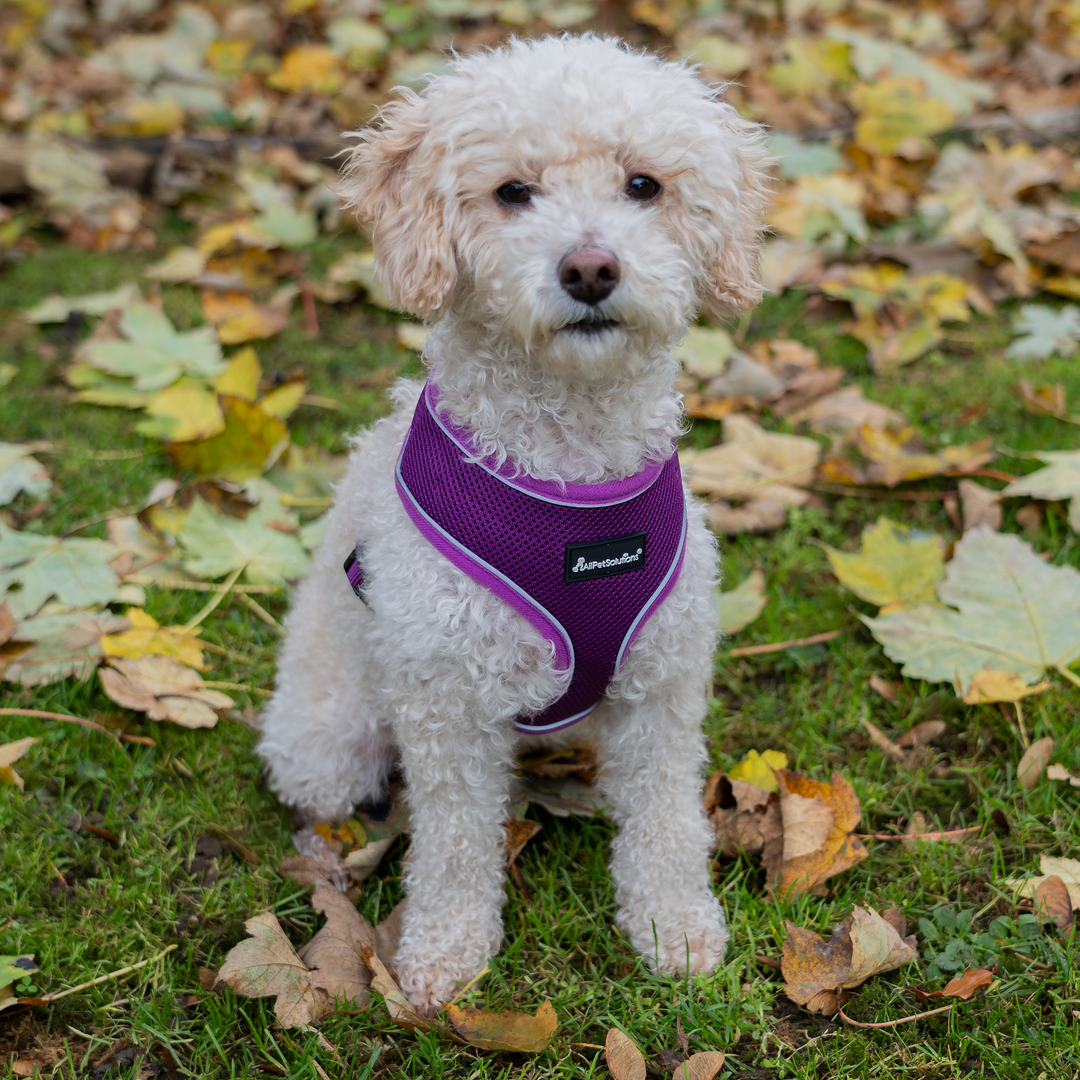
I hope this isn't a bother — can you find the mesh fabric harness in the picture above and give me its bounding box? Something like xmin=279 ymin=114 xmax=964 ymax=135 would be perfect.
xmin=352 ymin=382 xmax=687 ymax=733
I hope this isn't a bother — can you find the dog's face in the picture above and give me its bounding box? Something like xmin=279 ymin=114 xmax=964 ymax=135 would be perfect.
xmin=343 ymin=35 xmax=769 ymax=380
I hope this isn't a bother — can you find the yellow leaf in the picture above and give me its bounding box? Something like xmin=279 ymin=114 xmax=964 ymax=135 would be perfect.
xmin=206 ymin=39 xmax=253 ymax=77
xmin=137 ymin=377 xmax=226 ymax=443
xmin=857 ymin=426 xmax=995 ymax=487
xmin=0 ymin=736 xmax=39 ymax=792
xmin=267 ymin=46 xmax=344 ymax=95
xmin=959 ymin=669 xmax=1052 ymax=705
xmin=767 ymin=36 xmax=853 ymax=98
xmin=201 ymin=291 xmax=288 ymax=345
xmin=196 ymin=221 xmax=274 ymax=258
xmin=101 ymin=608 xmax=205 ymax=669
xmin=679 ymin=35 xmax=752 ymax=77
xmin=446 ymin=999 xmax=558 ymax=1053
xmin=850 ymin=77 xmax=955 ymax=156
xmin=105 ymin=97 xmax=185 ymax=138
xmin=260 ymin=379 xmax=307 ymax=419
xmin=729 ymin=749 xmax=788 ymax=793
xmin=169 ymin=396 xmax=289 ymax=481
xmin=212 ymin=347 xmax=262 ymax=401
xmin=146 ymin=246 xmax=206 ymax=283
xmin=824 ymin=517 xmax=945 ymax=613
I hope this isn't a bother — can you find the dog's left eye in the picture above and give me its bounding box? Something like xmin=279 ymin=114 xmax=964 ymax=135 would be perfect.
xmin=496 ymin=182 xmax=533 ymax=207
xmin=626 ymin=175 xmax=661 ymax=201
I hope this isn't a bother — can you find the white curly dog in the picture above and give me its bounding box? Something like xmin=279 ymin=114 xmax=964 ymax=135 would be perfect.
xmin=259 ymin=33 xmax=768 ymax=1013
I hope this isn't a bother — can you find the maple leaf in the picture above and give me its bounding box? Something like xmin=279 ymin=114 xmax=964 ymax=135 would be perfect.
xmin=211 ymin=347 xmax=262 ymax=400
xmin=2 ymin=609 xmax=129 ymax=686
xmin=856 ymin=426 xmax=995 ymax=487
xmin=82 ymin=299 xmax=224 ymax=391
xmin=849 ymin=77 xmax=955 ymax=156
xmin=1006 ymin=305 xmax=1080 ymax=361
xmin=1004 ymin=450 xmax=1080 ymax=531
xmin=215 ymin=912 xmax=330 ymax=1027
xmin=22 ymin=283 xmax=138 ymax=323
xmin=99 ymin=656 xmax=233 ymax=728
xmin=674 ymin=326 xmax=735 ymax=380
xmin=101 ymin=608 xmax=204 ymax=669
xmin=177 ymin=496 xmax=309 ymax=585
xmin=169 ymin=397 xmax=289 ymax=481
xmin=0 ymin=525 xmax=122 ymax=620
xmin=865 ymin=527 xmax=1080 ymax=691
xmin=446 ymin=1000 xmax=558 ymax=1053
xmin=716 ymin=570 xmax=768 ymax=635
xmin=824 ymin=517 xmax=945 ymax=613
xmin=728 ymin=748 xmax=788 ymax=792
xmin=145 ymin=246 xmax=206 ymax=283
xmin=297 ymin=880 xmax=375 ymax=1008
xmin=200 ymin=290 xmax=289 ymax=345
xmin=790 ymin=386 xmax=904 ymax=443
xmin=135 ymin=377 xmax=226 ymax=443
xmin=782 ymin=906 xmax=918 ymax=1016
xmin=0 ymin=737 xmax=39 ymax=792
xmin=0 ymin=443 xmax=51 ymax=506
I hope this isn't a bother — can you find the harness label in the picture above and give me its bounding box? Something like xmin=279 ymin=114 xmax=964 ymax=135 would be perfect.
xmin=564 ymin=531 xmax=647 ymax=582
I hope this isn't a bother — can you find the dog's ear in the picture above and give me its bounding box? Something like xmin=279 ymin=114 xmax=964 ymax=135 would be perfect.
xmin=339 ymin=90 xmax=456 ymax=320
xmin=697 ymin=115 xmax=771 ymax=320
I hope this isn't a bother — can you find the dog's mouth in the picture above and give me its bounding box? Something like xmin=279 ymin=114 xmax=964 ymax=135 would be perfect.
xmin=559 ymin=317 xmax=620 ymax=335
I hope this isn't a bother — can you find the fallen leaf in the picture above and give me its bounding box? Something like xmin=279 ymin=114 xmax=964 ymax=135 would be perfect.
xmin=0 ymin=443 xmax=51 ymax=507
xmin=958 ymin=480 xmax=1002 ymax=533
xmin=707 ymin=773 xmax=783 ymax=864
xmin=959 ymin=669 xmax=1052 ymax=705
xmin=790 ymin=386 xmax=904 ymax=443
xmin=99 ymin=656 xmax=233 ymax=728
xmin=705 ymin=498 xmax=789 ymax=535
xmin=146 ymin=246 xmax=206 ymax=282
xmin=260 ymin=378 xmax=308 ymax=420
xmin=267 ymin=45 xmax=344 ymax=95
xmin=775 ymin=770 xmax=869 ymax=896
xmin=868 ymin=674 xmax=899 ymax=704
xmin=729 ymin=748 xmax=788 ymax=793
xmin=857 ymin=426 xmax=995 ymax=487
xmin=716 ymin=570 xmax=768 ymax=635
xmin=101 ymin=608 xmax=204 ymax=668
xmin=201 ymin=290 xmax=289 ymax=345
xmin=911 ymin=967 xmax=994 ymax=1001
xmin=1003 ymin=450 xmax=1080 ymax=532
xmin=672 ymin=1052 xmax=726 ymax=1080
xmin=1017 ymin=380 xmax=1078 ymax=423
xmin=781 ymin=790 xmax=836 ymax=859
xmin=215 ymin=912 xmax=330 ymax=1027
xmin=865 ymin=528 xmax=1080 ymax=691
xmin=1007 ymin=304 xmax=1080 ymax=361
xmin=1006 ymin=856 xmax=1080 ymax=909
xmin=674 ymin=326 xmax=735 ymax=380
xmin=894 ymin=720 xmax=946 ymax=748
xmin=212 ymin=347 xmax=262 ymax=401
xmin=22 ymin=284 xmax=138 ymax=323
xmin=605 ymin=1027 xmax=646 ymax=1080
xmin=361 ymin=946 xmax=432 ymax=1032
xmin=169 ymin=397 xmax=289 ymax=481
xmin=860 ymin=716 xmax=906 ymax=763
xmin=2 ymin=609 xmax=129 ymax=686
xmin=782 ymin=906 xmax=917 ymax=1016
xmin=136 ymin=377 xmax=226 ymax=443
xmin=505 ymin=816 xmax=542 ymax=867
xmin=0 ymin=525 xmax=122 ymax=619
xmin=824 ymin=517 xmax=945 ymax=613
xmin=1017 ymin=736 xmax=1055 ymax=791
xmin=11 ymin=1058 xmax=42 ymax=1077
xmin=297 ymin=879 xmax=375 ymax=1008
xmin=447 ymin=999 xmax=557 ymax=1053
xmin=0 ymin=736 xmax=39 ymax=791
xmin=850 ymin=76 xmax=955 ymax=157
xmin=1034 ymin=875 xmax=1073 ymax=934
xmin=1047 ymin=763 xmax=1080 ymax=788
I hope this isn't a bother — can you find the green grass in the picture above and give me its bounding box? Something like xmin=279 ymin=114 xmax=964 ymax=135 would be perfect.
xmin=2 ymin=232 xmax=1080 ymax=1079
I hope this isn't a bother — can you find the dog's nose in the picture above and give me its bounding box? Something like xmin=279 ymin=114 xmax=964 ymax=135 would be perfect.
xmin=558 ymin=248 xmax=620 ymax=305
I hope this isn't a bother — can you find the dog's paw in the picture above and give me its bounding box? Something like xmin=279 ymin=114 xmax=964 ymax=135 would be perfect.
xmin=652 ymin=923 xmax=729 ymax=977
xmin=396 ymin=955 xmax=485 ymax=1015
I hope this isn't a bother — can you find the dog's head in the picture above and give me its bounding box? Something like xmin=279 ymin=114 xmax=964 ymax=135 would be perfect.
xmin=341 ymin=35 xmax=769 ymax=379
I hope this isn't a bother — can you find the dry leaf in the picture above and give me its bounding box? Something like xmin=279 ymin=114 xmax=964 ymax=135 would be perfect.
xmin=911 ymin=967 xmax=994 ymax=1001
xmin=894 ymin=720 xmax=946 ymax=748
xmin=857 ymin=427 xmax=995 ymax=487
xmin=705 ymin=498 xmax=789 ymax=535
xmin=958 ymin=480 xmax=1002 ymax=533
xmin=960 ymin=669 xmax=1052 ymax=705
xmin=859 ymin=716 xmax=906 ymax=762
xmin=791 ymin=386 xmax=904 ymax=443
xmin=1006 ymin=856 xmax=1080 ymax=909
xmin=1017 ymin=736 xmax=1055 ymax=791
xmin=0 ymin=736 xmax=39 ymax=791
xmin=707 ymin=773 xmax=783 ymax=863
xmin=605 ymin=1028 xmax=646 ymax=1080
xmin=99 ymin=656 xmax=233 ymax=728
xmin=505 ymin=816 xmax=542 ymax=867
xmin=672 ymin=1053 xmax=726 ymax=1080
xmin=215 ymin=912 xmax=330 ymax=1027
xmin=446 ymin=1000 xmax=557 ymax=1053
xmin=361 ymin=946 xmax=432 ymax=1032
xmin=1047 ymin=763 xmax=1080 ymax=788
xmin=1034 ymin=875 xmax=1073 ymax=934
xmin=297 ymin=879 xmax=376 ymax=1008
xmin=775 ymin=770 xmax=869 ymax=896
xmin=782 ymin=906 xmax=917 ymax=1015
xmin=868 ymin=674 xmax=899 ymax=704
xmin=781 ymin=792 xmax=836 ymax=860
xmin=101 ymin=608 xmax=204 ymax=668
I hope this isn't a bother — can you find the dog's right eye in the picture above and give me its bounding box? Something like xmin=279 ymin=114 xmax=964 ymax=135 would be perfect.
xmin=496 ymin=182 xmax=532 ymax=207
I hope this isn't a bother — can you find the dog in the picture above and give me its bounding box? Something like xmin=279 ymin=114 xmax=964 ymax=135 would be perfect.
xmin=258 ymin=33 xmax=769 ymax=1013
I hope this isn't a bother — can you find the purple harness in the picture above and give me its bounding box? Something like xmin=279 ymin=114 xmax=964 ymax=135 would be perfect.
xmin=347 ymin=382 xmax=687 ymax=733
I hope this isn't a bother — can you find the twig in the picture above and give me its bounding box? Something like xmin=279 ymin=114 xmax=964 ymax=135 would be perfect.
xmin=725 ymin=628 xmax=849 ymax=658
xmin=123 ymin=575 xmax=281 ymax=594
xmin=43 ymin=944 xmax=178 ymax=1002
xmin=952 ymin=468 xmax=1016 ymax=483
xmin=835 ymin=989 xmax=954 ymax=1029
xmin=858 ymin=826 xmax=982 ymax=842
xmin=859 ymin=714 xmax=906 ymax=762
xmin=447 ymin=965 xmax=491 ymax=1005
xmin=60 ymin=507 xmax=140 ymax=536
xmin=200 ymin=640 xmax=255 ymax=664
xmin=202 ymin=681 xmax=272 ymax=696
xmin=0 ymin=708 xmax=120 ymax=743
xmin=812 ymin=483 xmax=959 ymax=501
xmin=300 ymin=395 xmax=343 ymax=411
xmin=182 ymin=564 xmax=245 ymax=632
xmin=240 ymin=593 xmax=283 ymax=633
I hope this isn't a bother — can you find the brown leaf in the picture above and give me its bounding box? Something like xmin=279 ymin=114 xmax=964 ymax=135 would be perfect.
xmin=672 ymin=1052 xmax=726 ymax=1080
xmin=780 ymin=792 xmax=835 ymax=860
xmin=604 ymin=1027 xmax=646 ymax=1080
xmin=706 ymin=498 xmax=789 ymax=535
xmin=279 ymin=854 xmax=335 ymax=888
xmin=857 ymin=427 xmax=995 ymax=488
xmin=708 ymin=773 xmax=782 ymax=862
xmin=775 ymin=771 xmax=869 ymax=896
xmin=859 ymin=716 xmax=906 ymax=762
xmin=894 ymin=720 xmax=946 ymax=748
xmin=214 ymin=912 xmax=330 ymax=1027
xmin=99 ymin=656 xmax=232 ymax=728
xmin=505 ymin=816 xmax=542 ymax=867
xmin=297 ymin=880 xmax=375 ymax=1008
xmin=958 ymin=480 xmax=1002 ymax=533
xmin=375 ymin=899 xmax=406 ymax=973
xmin=1035 ymin=875 xmax=1073 ymax=934
xmin=868 ymin=674 xmax=898 ymax=704
xmin=1017 ymin=736 xmax=1055 ymax=791
xmin=0 ymin=736 xmax=39 ymax=792
xmin=360 ymin=945 xmax=432 ymax=1032
xmin=911 ymin=967 xmax=995 ymax=1001
xmin=447 ymin=999 xmax=557 ymax=1053
xmin=782 ymin=906 xmax=917 ymax=1016
xmin=11 ymin=1060 xmax=42 ymax=1078
xmin=197 ymin=966 xmax=219 ymax=992
xmin=0 ymin=602 xmax=14 ymax=646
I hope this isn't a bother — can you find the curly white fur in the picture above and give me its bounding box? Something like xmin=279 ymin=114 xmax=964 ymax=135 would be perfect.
xmin=259 ymin=33 xmax=769 ymax=1012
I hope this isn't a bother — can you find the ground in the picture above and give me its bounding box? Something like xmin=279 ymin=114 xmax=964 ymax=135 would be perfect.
xmin=2 ymin=225 xmax=1080 ymax=1080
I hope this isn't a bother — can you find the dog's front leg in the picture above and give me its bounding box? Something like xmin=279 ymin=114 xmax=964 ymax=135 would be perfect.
xmin=598 ymin=684 xmax=728 ymax=977
xmin=393 ymin=707 xmax=517 ymax=1014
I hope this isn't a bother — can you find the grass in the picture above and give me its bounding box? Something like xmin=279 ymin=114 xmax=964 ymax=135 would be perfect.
xmin=2 ymin=228 xmax=1080 ymax=1080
